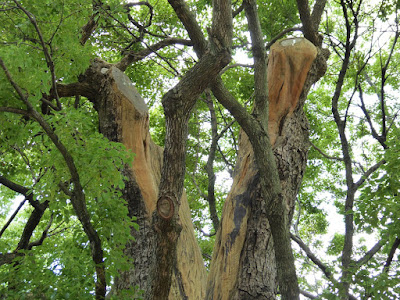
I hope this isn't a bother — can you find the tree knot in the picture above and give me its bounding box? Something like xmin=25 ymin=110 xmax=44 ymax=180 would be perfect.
xmin=157 ymin=194 xmax=176 ymax=220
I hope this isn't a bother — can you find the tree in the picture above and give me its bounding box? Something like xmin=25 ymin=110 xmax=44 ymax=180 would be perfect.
xmin=292 ymin=1 xmax=400 ymax=299
xmin=0 ymin=0 xmax=398 ymax=300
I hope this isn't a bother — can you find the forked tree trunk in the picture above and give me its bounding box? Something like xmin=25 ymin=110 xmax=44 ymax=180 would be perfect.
xmin=80 ymin=37 xmax=327 ymax=299
xmin=81 ymin=60 xmax=207 ymax=299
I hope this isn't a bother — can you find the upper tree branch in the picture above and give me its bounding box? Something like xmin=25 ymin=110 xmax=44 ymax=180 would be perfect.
xmin=0 ymin=176 xmax=49 ymax=253
xmin=358 ymin=84 xmax=388 ymax=149
xmin=16 ymin=200 xmax=49 ymax=250
xmin=0 ymin=106 xmax=31 ymax=117
xmin=116 ymin=37 xmax=192 ymax=71
xmin=296 ymin=0 xmax=320 ymax=45
xmin=380 ymin=22 xmax=399 ymax=139
xmin=0 ymin=198 xmax=26 ymax=238
xmin=27 ymin=214 xmax=54 ymax=249
xmin=292 ymin=233 xmax=358 ymax=300
xmin=204 ymin=91 xmax=220 ymax=231
xmin=149 ymin=1 xmax=233 ymax=298
xmin=355 ymin=237 xmax=386 ymax=267
xmin=383 ymin=237 xmax=400 ymax=273
xmin=310 ymin=140 xmax=344 ymax=162
xmin=300 ymin=290 xmax=318 ymax=299
xmin=243 ymin=0 xmax=268 ymax=121
xmin=80 ymin=1 xmax=103 ymax=45
xmin=291 ymin=233 xmax=334 ymax=281
xmin=168 ymin=0 xmax=208 ymax=57
xmin=13 ymin=0 xmax=61 ymax=109
xmin=332 ymin=2 xmax=360 ymax=297
xmin=354 ymin=159 xmax=386 ymax=189
xmin=0 ymin=175 xmax=39 ymax=209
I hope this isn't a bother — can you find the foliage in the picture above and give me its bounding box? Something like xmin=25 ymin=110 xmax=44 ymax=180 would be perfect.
xmin=295 ymin=0 xmax=400 ymax=298
xmin=0 ymin=0 xmax=136 ymax=298
xmin=1 ymin=0 xmax=399 ymax=299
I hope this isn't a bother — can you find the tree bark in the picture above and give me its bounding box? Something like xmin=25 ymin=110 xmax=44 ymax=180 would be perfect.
xmin=80 ymin=60 xmax=207 ymax=299
xmin=206 ymin=38 xmax=328 ymax=299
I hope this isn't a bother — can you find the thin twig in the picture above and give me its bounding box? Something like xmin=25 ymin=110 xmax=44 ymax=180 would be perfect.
xmin=355 ymin=237 xmax=386 ymax=267
xmin=266 ymin=27 xmax=303 ymax=50
xmin=310 ymin=141 xmax=344 ymax=161
xmin=291 ymin=233 xmax=334 ymax=281
xmin=383 ymin=237 xmax=400 ymax=273
xmin=0 ymin=198 xmax=27 ymax=238
xmin=354 ymin=159 xmax=386 ymax=189
xmin=13 ymin=0 xmax=61 ymax=109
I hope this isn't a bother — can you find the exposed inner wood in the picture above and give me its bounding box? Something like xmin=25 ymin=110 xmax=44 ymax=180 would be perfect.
xmin=268 ymin=38 xmax=317 ymax=145
xmin=101 ymin=37 xmax=317 ymax=299
xmin=101 ymin=66 xmax=207 ymax=299
xmin=205 ymin=38 xmax=317 ymax=299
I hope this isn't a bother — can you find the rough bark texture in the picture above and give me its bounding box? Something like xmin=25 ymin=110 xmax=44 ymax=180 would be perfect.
xmin=206 ymin=38 xmax=324 ymax=299
xmin=84 ymin=62 xmax=206 ymax=299
xmin=205 ymin=132 xmax=277 ymax=300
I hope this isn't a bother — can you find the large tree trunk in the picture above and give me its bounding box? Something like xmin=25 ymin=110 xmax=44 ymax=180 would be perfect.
xmin=82 ymin=60 xmax=207 ymax=299
xmin=205 ymin=38 xmax=326 ymax=299
xmin=76 ymin=37 xmax=327 ymax=299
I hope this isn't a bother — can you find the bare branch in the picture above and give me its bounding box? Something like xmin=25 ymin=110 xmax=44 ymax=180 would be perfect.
xmin=244 ymin=0 xmax=268 ymax=120
xmin=145 ymin=41 xmax=181 ymax=76
xmin=17 ymin=200 xmax=49 ymax=250
xmin=0 ymin=175 xmax=40 ymax=209
xmin=12 ymin=145 xmax=38 ymax=183
xmin=358 ymin=84 xmax=387 ymax=148
xmin=0 ymin=57 xmax=29 ymax=102
xmin=80 ymin=1 xmax=103 ymax=45
xmin=216 ymin=118 xmax=236 ymax=141
xmin=291 ymin=233 xmax=334 ymax=281
xmin=217 ymin=144 xmax=234 ymax=175
xmin=125 ymin=1 xmax=154 ymax=30
xmin=310 ymin=140 xmax=344 ymax=162
xmin=300 ymin=290 xmax=318 ymax=299
xmin=116 ymin=37 xmax=192 ymax=71
xmin=355 ymin=238 xmax=386 ymax=267
xmin=232 ymin=1 xmax=244 ymax=18
xmin=186 ymin=170 xmax=207 ymax=199
xmin=296 ymin=0 xmax=319 ymax=45
xmin=0 ymin=198 xmax=27 ymax=238
xmin=331 ymin=3 xmax=360 ymax=296
xmin=80 ymin=13 xmax=98 ymax=45
xmin=310 ymin=0 xmax=327 ymax=33
xmin=354 ymin=159 xmax=386 ymax=189
xmin=220 ymin=62 xmax=253 ymax=74
xmin=380 ymin=28 xmax=400 ymax=139
xmin=40 ymin=97 xmax=61 ymax=112
xmin=0 ymin=106 xmax=31 ymax=117
xmin=167 ymin=0 xmax=208 ymax=57
xmin=27 ymin=214 xmax=54 ymax=249
xmin=195 ymin=223 xmax=216 ymax=237
xmin=204 ymin=91 xmax=220 ymax=231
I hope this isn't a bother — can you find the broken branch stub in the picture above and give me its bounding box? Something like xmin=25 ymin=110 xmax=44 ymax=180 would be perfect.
xmin=267 ymin=37 xmax=317 ymax=145
xmin=157 ymin=195 xmax=175 ymax=220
